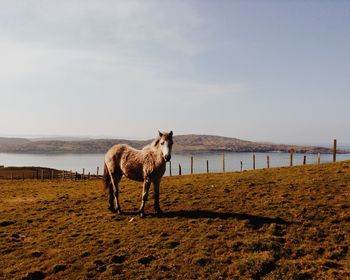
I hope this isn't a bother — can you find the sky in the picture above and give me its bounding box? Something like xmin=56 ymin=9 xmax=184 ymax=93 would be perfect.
xmin=0 ymin=0 xmax=349 ymax=145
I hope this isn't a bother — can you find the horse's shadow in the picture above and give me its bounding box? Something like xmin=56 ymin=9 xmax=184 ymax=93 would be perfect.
xmin=121 ymin=210 xmax=290 ymax=228
xmin=159 ymin=210 xmax=290 ymax=228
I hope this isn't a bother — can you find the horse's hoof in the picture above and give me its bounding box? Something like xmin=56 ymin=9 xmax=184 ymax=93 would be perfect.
xmin=116 ymin=209 xmax=123 ymax=215
xmin=139 ymin=212 xmax=145 ymax=218
xmin=108 ymin=206 xmax=116 ymax=213
xmin=155 ymin=208 xmax=163 ymax=214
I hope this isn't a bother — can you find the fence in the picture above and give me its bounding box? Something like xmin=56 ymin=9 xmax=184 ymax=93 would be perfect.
xmin=0 ymin=166 xmax=102 ymax=181
xmin=168 ymin=139 xmax=341 ymax=176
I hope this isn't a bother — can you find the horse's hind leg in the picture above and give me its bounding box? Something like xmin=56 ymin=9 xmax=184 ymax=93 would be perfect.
xmin=111 ymin=169 xmax=123 ymax=214
xmin=108 ymin=182 xmax=115 ymax=212
xmin=107 ymin=166 xmax=123 ymax=214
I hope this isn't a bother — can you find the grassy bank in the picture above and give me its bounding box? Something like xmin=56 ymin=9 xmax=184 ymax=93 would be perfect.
xmin=0 ymin=161 xmax=349 ymax=279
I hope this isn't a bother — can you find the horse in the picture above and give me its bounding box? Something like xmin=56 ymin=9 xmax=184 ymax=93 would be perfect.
xmin=103 ymin=131 xmax=173 ymax=217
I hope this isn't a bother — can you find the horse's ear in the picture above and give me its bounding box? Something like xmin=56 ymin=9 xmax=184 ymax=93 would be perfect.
xmin=169 ymin=130 xmax=173 ymax=137
xmin=158 ymin=130 xmax=163 ymax=137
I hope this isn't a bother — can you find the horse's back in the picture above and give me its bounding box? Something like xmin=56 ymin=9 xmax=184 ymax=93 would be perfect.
xmin=105 ymin=144 xmax=126 ymax=161
xmin=105 ymin=144 xmax=145 ymax=181
xmin=104 ymin=144 xmax=129 ymax=171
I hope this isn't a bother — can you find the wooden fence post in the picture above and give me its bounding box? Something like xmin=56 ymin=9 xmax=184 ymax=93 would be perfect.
xmin=11 ymin=172 xmax=13 ymax=180
xmin=51 ymin=170 xmax=54 ymax=180
xmin=266 ymin=156 xmax=270 ymax=168
xmin=41 ymin=169 xmax=44 ymax=181
xmin=169 ymin=161 xmax=172 ymax=176
xmin=317 ymin=153 xmax=321 ymax=164
xmin=253 ymin=154 xmax=256 ymax=170
xmin=333 ymin=139 xmax=337 ymax=162
xmin=75 ymin=171 xmax=78 ymax=181
xmin=37 ymin=169 xmax=39 ymax=179
xmin=240 ymin=161 xmax=243 ymax=172
xmin=62 ymin=171 xmax=65 ymax=180
xmin=222 ymin=152 xmax=225 ymax=173
xmin=82 ymin=168 xmax=85 ymax=180
xmin=88 ymin=172 xmax=91 ymax=180
xmin=179 ymin=164 xmax=182 ymax=176
xmin=290 ymin=147 xmax=294 ymax=167
xmin=190 ymin=156 xmax=193 ymax=174
xmin=96 ymin=166 xmax=99 ymax=176
xmin=303 ymin=156 xmax=306 ymax=165
xmin=206 ymin=160 xmax=209 ymax=173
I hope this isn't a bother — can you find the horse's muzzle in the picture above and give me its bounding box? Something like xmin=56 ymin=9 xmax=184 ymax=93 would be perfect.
xmin=165 ymin=155 xmax=171 ymax=162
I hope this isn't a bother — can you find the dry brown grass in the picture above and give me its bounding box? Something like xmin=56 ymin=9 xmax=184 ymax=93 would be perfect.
xmin=0 ymin=161 xmax=349 ymax=279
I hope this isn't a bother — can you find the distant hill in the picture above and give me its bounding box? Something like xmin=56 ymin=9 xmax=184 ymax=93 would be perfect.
xmin=0 ymin=137 xmax=31 ymax=151
xmin=0 ymin=134 xmax=344 ymax=154
xmin=0 ymin=137 xmax=30 ymax=145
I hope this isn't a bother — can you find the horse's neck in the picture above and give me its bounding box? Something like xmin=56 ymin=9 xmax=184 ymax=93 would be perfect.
xmin=153 ymin=146 xmax=164 ymax=163
xmin=142 ymin=138 xmax=165 ymax=166
xmin=145 ymin=145 xmax=164 ymax=166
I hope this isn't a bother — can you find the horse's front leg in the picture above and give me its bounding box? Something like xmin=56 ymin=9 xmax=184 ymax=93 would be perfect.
xmin=139 ymin=179 xmax=151 ymax=218
xmin=153 ymin=179 xmax=163 ymax=214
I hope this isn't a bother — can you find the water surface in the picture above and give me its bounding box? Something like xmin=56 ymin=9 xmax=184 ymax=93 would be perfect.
xmin=1 ymin=151 xmax=350 ymax=176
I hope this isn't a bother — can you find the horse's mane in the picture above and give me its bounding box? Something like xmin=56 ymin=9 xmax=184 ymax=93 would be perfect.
xmin=142 ymin=136 xmax=160 ymax=151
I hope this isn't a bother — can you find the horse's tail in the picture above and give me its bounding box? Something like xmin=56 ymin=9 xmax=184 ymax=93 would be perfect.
xmin=103 ymin=162 xmax=111 ymax=190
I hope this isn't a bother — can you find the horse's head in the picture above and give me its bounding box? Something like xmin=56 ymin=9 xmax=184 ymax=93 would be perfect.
xmin=157 ymin=130 xmax=173 ymax=162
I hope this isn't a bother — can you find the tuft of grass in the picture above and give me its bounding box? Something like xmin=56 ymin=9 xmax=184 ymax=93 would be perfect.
xmin=237 ymin=252 xmax=276 ymax=279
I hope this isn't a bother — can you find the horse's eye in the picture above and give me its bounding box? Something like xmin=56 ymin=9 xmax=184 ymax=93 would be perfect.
xmin=161 ymin=142 xmax=164 ymax=145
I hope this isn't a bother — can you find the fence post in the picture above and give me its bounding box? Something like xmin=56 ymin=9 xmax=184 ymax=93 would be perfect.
xmin=96 ymin=166 xmax=99 ymax=176
xmin=253 ymin=154 xmax=256 ymax=170
xmin=82 ymin=168 xmax=85 ymax=180
xmin=179 ymin=164 xmax=182 ymax=176
xmin=88 ymin=172 xmax=91 ymax=180
xmin=11 ymin=172 xmax=13 ymax=180
xmin=333 ymin=139 xmax=337 ymax=163
xmin=41 ymin=169 xmax=44 ymax=181
xmin=190 ymin=156 xmax=193 ymax=174
xmin=267 ymin=155 xmax=270 ymax=168
xmin=37 ymin=169 xmax=39 ymax=179
xmin=169 ymin=161 xmax=172 ymax=176
xmin=51 ymin=170 xmax=54 ymax=180
xmin=222 ymin=152 xmax=225 ymax=173
xmin=75 ymin=171 xmax=78 ymax=181
xmin=206 ymin=160 xmax=209 ymax=173
xmin=62 ymin=171 xmax=65 ymax=180
xmin=303 ymin=155 xmax=306 ymax=165
xmin=240 ymin=161 xmax=243 ymax=172
xmin=317 ymin=153 xmax=321 ymax=164
xmin=290 ymin=146 xmax=294 ymax=167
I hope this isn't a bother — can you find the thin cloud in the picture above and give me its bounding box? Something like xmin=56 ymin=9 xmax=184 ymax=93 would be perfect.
xmin=154 ymin=80 xmax=246 ymax=97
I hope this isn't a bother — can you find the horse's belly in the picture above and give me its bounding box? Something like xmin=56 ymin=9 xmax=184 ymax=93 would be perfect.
xmin=121 ymin=164 xmax=144 ymax=182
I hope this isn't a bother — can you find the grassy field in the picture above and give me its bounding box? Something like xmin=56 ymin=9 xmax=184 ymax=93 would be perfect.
xmin=0 ymin=161 xmax=349 ymax=279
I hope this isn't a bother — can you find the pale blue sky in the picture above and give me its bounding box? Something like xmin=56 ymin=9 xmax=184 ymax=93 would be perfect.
xmin=0 ymin=1 xmax=349 ymax=144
